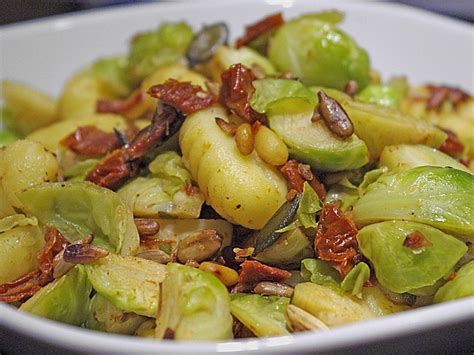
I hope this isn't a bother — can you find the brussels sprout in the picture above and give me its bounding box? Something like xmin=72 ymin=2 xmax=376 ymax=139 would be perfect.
xmin=255 ymin=227 xmax=314 ymax=267
xmin=18 ymin=182 xmax=139 ymax=255
xmin=357 ymin=84 xmax=401 ymax=110
xmin=155 ymin=263 xmax=233 ymax=340
xmin=118 ymin=177 xmax=205 ymax=219
xmin=292 ymin=282 xmax=374 ymax=326
xmin=209 ymin=46 xmax=275 ymax=82
xmin=230 ymin=294 xmax=290 ymax=337
xmin=0 ymin=217 xmax=43 ymax=284
xmin=296 ymin=182 xmax=322 ymax=228
xmin=268 ymin=14 xmax=370 ymax=90
xmin=63 ymin=159 xmax=100 ymax=181
xmin=1 ymin=80 xmax=57 ymax=136
xmin=148 ymin=151 xmax=191 ymax=192
xmin=26 ymin=113 xmax=128 ymax=151
xmin=324 ymin=178 xmax=359 ymax=212
xmin=300 ymin=258 xmax=342 ymax=290
xmin=91 ymin=56 xmax=132 ymax=98
xmin=0 ymin=140 xmax=58 ymax=209
xmin=340 ymin=262 xmax=370 ymax=298
xmin=85 ymin=293 xmax=148 ymax=334
xmin=137 ymin=218 xmax=232 ymax=256
xmin=310 ymin=88 xmax=448 ymax=160
xmin=361 ymin=286 xmax=409 ymax=316
xmin=179 ymin=105 xmax=288 ymax=230
xmin=268 ymin=107 xmax=369 ymax=172
xmin=357 ymin=221 xmax=467 ymax=293
xmin=250 ymin=79 xmax=316 ymax=115
xmin=353 ymin=166 xmax=474 ymax=240
xmin=128 ymin=22 xmax=194 ymax=83
xmin=20 ymin=266 xmax=92 ymax=326
xmin=379 ymin=144 xmax=471 ymax=174
xmin=85 ymin=254 xmax=166 ymax=317
xmin=433 ymin=261 xmax=474 ymax=303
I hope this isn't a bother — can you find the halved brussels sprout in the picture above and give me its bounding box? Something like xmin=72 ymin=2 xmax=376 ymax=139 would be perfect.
xmin=268 ymin=14 xmax=370 ymax=90
xmin=268 ymin=107 xmax=369 ymax=172
xmin=91 ymin=56 xmax=132 ymax=98
xmin=18 ymin=181 xmax=139 ymax=255
xmin=296 ymin=181 xmax=321 ymax=229
xmin=85 ymin=293 xmax=148 ymax=334
xmin=209 ymin=46 xmax=275 ymax=82
xmin=361 ymin=286 xmax=409 ymax=316
xmin=255 ymin=227 xmax=314 ymax=268
xmin=353 ymin=166 xmax=474 ymax=240
xmin=250 ymin=79 xmax=316 ymax=115
xmin=300 ymin=258 xmax=342 ymax=290
xmin=20 ymin=266 xmax=91 ymax=326
xmin=357 ymin=221 xmax=467 ymax=293
xmin=128 ymin=22 xmax=194 ymax=83
xmin=357 ymin=84 xmax=401 ymax=110
xmin=1 ymin=80 xmax=57 ymax=136
xmin=0 ymin=139 xmax=58 ymax=209
xmin=0 ymin=216 xmax=43 ymax=284
xmin=324 ymin=177 xmax=359 ymax=212
xmin=230 ymin=293 xmax=290 ymax=337
xmin=310 ymin=88 xmax=448 ymax=160
xmin=179 ymin=105 xmax=287 ymax=229
xmin=379 ymin=144 xmax=471 ymax=174
xmin=292 ymin=282 xmax=374 ymax=326
xmin=63 ymin=159 xmax=100 ymax=181
xmin=340 ymin=262 xmax=370 ymax=298
xmin=434 ymin=261 xmax=474 ymax=303
xmin=155 ymin=263 xmax=233 ymax=340
xmin=85 ymin=254 xmax=166 ymax=317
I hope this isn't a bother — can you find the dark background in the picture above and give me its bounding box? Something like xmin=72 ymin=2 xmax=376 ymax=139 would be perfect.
xmin=0 ymin=0 xmax=473 ymax=26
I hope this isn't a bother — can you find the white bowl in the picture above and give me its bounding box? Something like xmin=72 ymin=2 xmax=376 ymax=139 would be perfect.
xmin=1 ymin=1 xmax=473 ymax=353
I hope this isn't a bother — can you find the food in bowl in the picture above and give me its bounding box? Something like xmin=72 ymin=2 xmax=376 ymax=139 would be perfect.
xmin=0 ymin=10 xmax=473 ymax=341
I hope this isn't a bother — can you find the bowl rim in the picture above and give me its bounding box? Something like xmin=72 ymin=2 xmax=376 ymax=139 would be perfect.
xmin=1 ymin=0 xmax=473 ymax=353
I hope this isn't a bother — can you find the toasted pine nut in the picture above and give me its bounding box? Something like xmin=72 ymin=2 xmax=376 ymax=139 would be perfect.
xmin=235 ymin=123 xmax=254 ymax=155
xmin=199 ymin=261 xmax=239 ymax=286
xmin=254 ymin=125 xmax=288 ymax=166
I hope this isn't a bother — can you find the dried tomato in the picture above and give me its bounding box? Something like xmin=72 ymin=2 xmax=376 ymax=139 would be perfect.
xmin=233 ymin=260 xmax=291 ymax=293
xmin=61 ymin=126 xmax=122 ymax=157
xmin=37 ymin=227 xmax=69 ymax=282
xmin=86 ymin=105 xmax=181 ymax=190
xmin=439 ymin=129 xmax=464 ymax=158
xmin=315 ymin=202 xmax=359 ymax=277
xmin=403 ymin=231 xmax=432 ymax=250
xmin=235 ymin=13 xmax=284 ymax=48
xmin=280 ymin=160 xmax=326 ymax=200
xmin=96 ymin=90 xmax=148 ymax=119
xmin=147 ymin=79 xmax=217 ymax=115
xmin=219 ymin=64 xmax=264 ymax=123
xmin=426 ymin=85 xmax=469 ymax=111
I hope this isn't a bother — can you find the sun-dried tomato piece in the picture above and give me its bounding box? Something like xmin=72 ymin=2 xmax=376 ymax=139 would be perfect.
xmin=403 ymin=231 xmax=432 ymax=250
xmin=280 ymin=160 xmax=326 ymax=200
xmin=85 ymin=149 xmax=138 ymax=190
xmin=439 ymin=129 xmax=464 ymax=158
xmin=0 ymin=227 xmax=68 ymax=303
xmin=315 ymin=202 xmax=359 ymax=277
xmin=61 ymin=126 xmax=122 ymax=157
xmin=219 ymin=64 xmax=264 ymax=123
xmin=147 ymin=79 xmax=217 ymax=115
xmin=233 ymin=260 xmax=291 ymax=293
xmin=235 ymin=13 xmax=284 ymax=48
xmin=97 ymin=90 xmax=148 ymax=119
xmin=86 ymin=105 xmax=181 ymax=190
xmin=426 ymin=84 xmax=469 ymax=111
